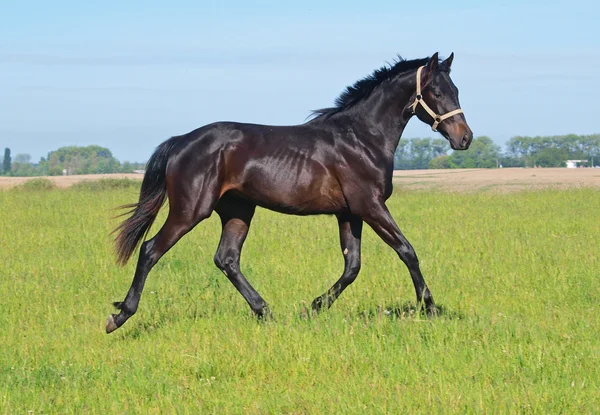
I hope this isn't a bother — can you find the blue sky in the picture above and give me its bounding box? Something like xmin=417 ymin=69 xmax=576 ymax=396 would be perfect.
xmin=1 ymin=0 xmax=598 ymax=162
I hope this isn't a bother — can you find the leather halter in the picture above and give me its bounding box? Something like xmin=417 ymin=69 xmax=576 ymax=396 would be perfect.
xmin=410 ymin=66 xmax=463 ymax=132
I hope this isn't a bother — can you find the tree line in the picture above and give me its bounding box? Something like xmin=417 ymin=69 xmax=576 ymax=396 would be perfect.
xmin=0 ymin=146 xmax=145 ymax=177
xmin=394 ymin=134 xmax=600 ymax=169
xmin=2 ymin=134 xmax=599 ymax=176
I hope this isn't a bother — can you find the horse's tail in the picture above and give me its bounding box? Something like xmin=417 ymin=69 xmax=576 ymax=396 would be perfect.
xmin=113 ymin=136 xmax=179 ymax=266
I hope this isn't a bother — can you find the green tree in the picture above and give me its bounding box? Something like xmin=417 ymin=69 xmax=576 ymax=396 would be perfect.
xmin=504 ymin=134 xmax=600 ymax=167
xmin=11 ymin=153 xmax=36 ymax=177
xmin=428 ymin=154 xmax=451 ymax=169
xmin=410 ymin=138 xmax=433 ymax=169
xmin=394 ymin=140 xmax=410 ymax=169
xmin=449 ymin=136 xmax=500 ymax=168
xmin=394 ymin=137 xmax=449 ymax=169
xmin=45 ymin=145 xmax=122 ymax=175
xmin=533 ymin=147 xmax=568 ymax=167
xmin=2 ymin=148 xmax=11 ymax=175
xmin=14 ymin=153 xmax=31 ymax=164
xmin=36 ymin=157 xmax=49 ymax=176
xmin=121 ymin=161 xmax=133 ymax=173
xmin=499 ymin=156 xmax=525 ymax=168
xmin=11 ymin=162 xmax=36 ymax=176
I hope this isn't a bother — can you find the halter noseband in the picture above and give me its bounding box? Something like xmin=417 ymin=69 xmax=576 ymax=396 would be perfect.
xmin=410 ymin=66 xmax=463 ymax=132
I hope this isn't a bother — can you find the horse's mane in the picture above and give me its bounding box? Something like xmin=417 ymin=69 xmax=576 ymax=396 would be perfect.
xmin=310 ymin=55 xmax=444 ymax=120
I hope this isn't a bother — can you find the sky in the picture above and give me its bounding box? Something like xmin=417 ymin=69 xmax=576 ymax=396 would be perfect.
xmin=1 ymin=0 xmax=599 ymax=163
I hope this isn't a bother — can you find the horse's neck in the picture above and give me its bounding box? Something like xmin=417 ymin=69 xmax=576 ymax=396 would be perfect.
xmin=349 ymin=72 xmax=416 ymax=156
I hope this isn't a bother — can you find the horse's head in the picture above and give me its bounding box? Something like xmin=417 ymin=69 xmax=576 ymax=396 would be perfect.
xmin=409 ymin=52 xmax=473 ymax=150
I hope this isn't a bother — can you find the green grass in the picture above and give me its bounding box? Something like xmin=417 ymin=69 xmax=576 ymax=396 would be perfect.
xmin=0 ymin=185 xmax=598 ymax=414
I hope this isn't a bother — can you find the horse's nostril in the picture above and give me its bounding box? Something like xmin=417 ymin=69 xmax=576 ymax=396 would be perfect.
xmin=462 ymin=134 xmax=469 ymax=146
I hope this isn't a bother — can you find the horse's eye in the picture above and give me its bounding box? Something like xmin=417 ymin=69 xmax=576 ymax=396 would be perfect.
xmin=434 ymin=92 xmax=442 ymax=98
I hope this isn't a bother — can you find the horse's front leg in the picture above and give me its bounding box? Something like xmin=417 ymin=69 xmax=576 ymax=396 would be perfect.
xmin=361 ymin=200 xmax=436 ymax=313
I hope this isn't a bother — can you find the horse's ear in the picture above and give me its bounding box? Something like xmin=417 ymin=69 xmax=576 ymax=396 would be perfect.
xmin=421 ymin=52 xmax=439 ymax=87
xmin=441 ymin=52 xmax=454 ymax=70
xmin=426 ymin=52 xmax=439 ymax=72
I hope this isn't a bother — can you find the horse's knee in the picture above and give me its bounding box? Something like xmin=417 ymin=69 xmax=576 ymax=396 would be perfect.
xmin=398 ymin=244 xmax=419 ymax=268
xmin=214 ymin=250 xmax=239 ymax=276
xmin=213 ymin=252 xmax=224 ymax=270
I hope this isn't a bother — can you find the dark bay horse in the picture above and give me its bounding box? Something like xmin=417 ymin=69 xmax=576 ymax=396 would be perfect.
xmin=106 ymin=52 xmax=473 ymax=333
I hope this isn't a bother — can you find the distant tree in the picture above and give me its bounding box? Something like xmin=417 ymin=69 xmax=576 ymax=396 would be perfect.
xmin=506 ymin=136 xmax=535 ymax=167
xmin=45 ymin=145 xmax=122 ymax=175
xmin=499 ymin=156 xmax=525 ymax=168
xmin=14 ymin=153 xmax=31 ymax=164
xmin=533 ymin=147 xmax=568 ymax=167
xmin=36 ymin=157 xmax=49 ymax=176
xmin=394 ymin=140 xmax=410 ymax=169
xmin=428 ymin=155 xmax=451 ymax=169
xmin=2 ymin=148 xmax=10 ymax=175
xmin=11 ymin=153 xmax=36 ymax=176
xmin=449 ymin=136 xmax=500 ymax=168
xmin=121 ymin=161 xmax=133 ymax=173
xmin=504 ymin=134 xmax=600 ymax=167
xmin=11 ymin=162 xmax=36 ymax=176
xmin=131 ymin=161 xmax=147 ymax=171
xmin=394 ymin=137 xmax=448 ymax=169
xmin=409 ymin=138 xmax=432 ymax=169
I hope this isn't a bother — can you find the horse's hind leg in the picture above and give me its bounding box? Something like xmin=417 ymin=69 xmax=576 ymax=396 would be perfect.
xmin=311 ymin=214 xmax=363 ymax=313
xmin=106 ymin=186 xmax=220 ymax=333
xmin=213 ymin=196 xmax=272 ymax=319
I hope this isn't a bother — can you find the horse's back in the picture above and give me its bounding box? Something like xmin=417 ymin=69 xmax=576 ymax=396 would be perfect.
xmin=167 ymin=121 xmax=348 ymax=215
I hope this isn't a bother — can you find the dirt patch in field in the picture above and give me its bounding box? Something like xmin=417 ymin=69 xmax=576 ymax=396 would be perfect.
xmin=392 ymin=168 xmax=600 ymax=192
xmin=1 ymin=169 xmax=599 ymax=192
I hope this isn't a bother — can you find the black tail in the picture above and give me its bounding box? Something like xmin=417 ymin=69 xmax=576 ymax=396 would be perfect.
xmin=113 ymin=137 xmax=179 ymax=266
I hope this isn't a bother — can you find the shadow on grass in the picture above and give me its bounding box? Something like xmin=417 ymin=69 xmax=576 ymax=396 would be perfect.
xmin=295 ymin=301 xmax=466 ymax=323
xmin=115 ymin=317 xmax=170 ymax=341
xmin=356 ymin=301 xmax=465 ymax=321
xmin=111 ymin=299 xmax=264 ymax=341
xmin=110 ymin=300 xmax=466 ymax=340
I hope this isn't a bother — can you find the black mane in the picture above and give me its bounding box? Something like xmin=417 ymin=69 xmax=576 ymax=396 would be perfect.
xmin=310 ymin=55 xmax=436 ymax=119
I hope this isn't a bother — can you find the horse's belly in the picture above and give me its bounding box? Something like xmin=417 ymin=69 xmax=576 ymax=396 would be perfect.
xmin=238 ymin=176 xmax=347 ymax=215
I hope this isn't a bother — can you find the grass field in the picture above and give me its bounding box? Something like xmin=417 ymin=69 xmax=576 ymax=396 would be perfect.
xmin=1 ymin=179 xmax=599 ymax=413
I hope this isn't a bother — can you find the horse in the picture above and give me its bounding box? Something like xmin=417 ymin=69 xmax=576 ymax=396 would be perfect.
xmin=106 ymin=52 xmax=473 ymax=333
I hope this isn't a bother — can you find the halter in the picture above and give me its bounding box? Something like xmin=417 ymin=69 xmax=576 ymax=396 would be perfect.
xmin=410 ymin=66 xmax=463 ymax=132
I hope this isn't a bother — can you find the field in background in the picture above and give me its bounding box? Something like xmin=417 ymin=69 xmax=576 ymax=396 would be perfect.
xmin=393 ymin=167 xmax=600 ymax=191
xmin=1 ymin=180 xmax=599 ymax=413
xmin=1 ymin=167 xmax=599 ymax=191
xmin=0 ymin=173 xmax=144 ymax=189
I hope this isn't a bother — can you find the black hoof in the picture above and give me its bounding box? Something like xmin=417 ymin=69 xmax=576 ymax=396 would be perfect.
xmin=417 ymin=301 xmax=438 ymax=317
xmin=311 ymin=296 xmax=331 ymax=313
xmin=426 ymin=305 xmax=440 ymax=317
xmin=256 ymin=307 xmax=274 ymax=321
xmin=105 ymin=314 xmax=119 ymax=334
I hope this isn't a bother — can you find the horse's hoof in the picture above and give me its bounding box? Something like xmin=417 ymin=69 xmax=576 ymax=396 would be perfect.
xmin=426 ymin=305 xmax=439 ymax=317
xmin=256 ymin=307 xmax=275 ymax=322
xmin=105 ymin=314 xmax=118 ymax=334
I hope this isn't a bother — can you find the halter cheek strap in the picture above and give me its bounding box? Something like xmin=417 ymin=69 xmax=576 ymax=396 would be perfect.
xmin=410 ymin=66 xmax=463 ymax=132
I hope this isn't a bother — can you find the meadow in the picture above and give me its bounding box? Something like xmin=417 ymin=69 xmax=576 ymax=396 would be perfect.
xmin=1 ymin=179 xmax=598 ymax=414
